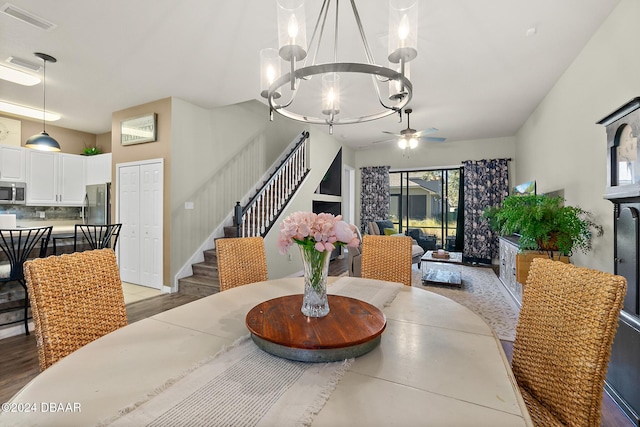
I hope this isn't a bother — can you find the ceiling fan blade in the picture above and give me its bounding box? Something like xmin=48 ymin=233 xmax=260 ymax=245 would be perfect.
xmin=413 ymin=127 xmax=439 ymax=137
xmin=371 ymin=138 xmax=396 ymax=145
xmin=381 ymin=131 xmax=402 ymax=136
xmin=421 ymin=136 xmax=447 ymax=143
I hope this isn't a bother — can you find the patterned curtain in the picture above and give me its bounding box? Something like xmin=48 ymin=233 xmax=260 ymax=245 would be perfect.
xmin=462 ymin=159 xmax=509 ymax=263
xmin=360 ymin=166 xmax=390 ymax=233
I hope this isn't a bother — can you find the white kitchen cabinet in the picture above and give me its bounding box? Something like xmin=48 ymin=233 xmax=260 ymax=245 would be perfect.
xmin=85 ymin=153 xmax=112 ymax=185
xmin=0 ymin=145 xmax=26 ymax=182
xmin=59 ymin=153 xmax=85 ymax=205
xmin=26 ymin=151 xmax=86 ymax=206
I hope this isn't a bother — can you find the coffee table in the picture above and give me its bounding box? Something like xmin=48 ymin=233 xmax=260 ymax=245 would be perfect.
xmin=421 ymin=251 xmax=463 ymax=287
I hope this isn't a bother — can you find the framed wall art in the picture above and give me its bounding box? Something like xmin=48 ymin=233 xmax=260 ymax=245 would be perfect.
xmin=0 ymin=116 xmax=22 ymax=147
xmin=121 ymin=113 xmax=157 ymax=145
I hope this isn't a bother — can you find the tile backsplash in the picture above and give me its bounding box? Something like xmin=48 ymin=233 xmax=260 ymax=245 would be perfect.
xmin=0 ymin=205 xmax=82 ymax=221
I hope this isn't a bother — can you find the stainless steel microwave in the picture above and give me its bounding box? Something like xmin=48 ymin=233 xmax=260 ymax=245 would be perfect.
xmin=0 ymin=182 xmax=26 ymax=204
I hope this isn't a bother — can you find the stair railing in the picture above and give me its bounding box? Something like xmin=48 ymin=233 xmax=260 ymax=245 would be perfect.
xmin=235 ymin=131 xmax=310 ymax=237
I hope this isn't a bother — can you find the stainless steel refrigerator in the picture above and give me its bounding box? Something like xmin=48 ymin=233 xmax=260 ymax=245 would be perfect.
xmin=85 ymin=183 xmax=111 ymax=225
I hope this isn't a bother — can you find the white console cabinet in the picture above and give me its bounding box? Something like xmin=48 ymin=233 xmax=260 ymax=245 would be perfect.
xmin=499 ymin=237 xmax=521 ymax=305
xmin=498 ymin=236 xmax=569 ymax=307
xmin=26 ymin=151 xmax=85 ymax=206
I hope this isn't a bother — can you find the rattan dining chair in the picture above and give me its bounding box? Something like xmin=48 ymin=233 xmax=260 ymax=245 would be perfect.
xmin=0 ymin=226 xmax=52 ymax=335
xmin=216 ymin=236 xmax=268 ymax=292
xmin=24 ymin=248 xmax=128 ymax=371
xmin=73 ymin=223 xmax=122 ymax=252
xmin=360 ymin=235 xmax=412 ymax=286
xmin=511 ymin=258 xmax=626 ymax=427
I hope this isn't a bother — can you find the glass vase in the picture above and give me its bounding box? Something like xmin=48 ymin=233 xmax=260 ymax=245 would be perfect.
xmin=299 ymin=245 xmax=331 ymax=317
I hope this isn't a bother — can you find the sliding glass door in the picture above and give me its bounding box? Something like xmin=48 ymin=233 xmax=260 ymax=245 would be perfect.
xmin=389 ymin=168 xmax=461 ymax=250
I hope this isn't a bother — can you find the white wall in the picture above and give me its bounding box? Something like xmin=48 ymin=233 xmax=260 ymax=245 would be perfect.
xmin=171 ymin=99 xmax=302 ymax=211
xmin=170 ymin=98 xmax=306 ymax=279
xmin=264 ymin=129 xmax=344 ymax=278
xmin=516 ymin=0 xmax=640 ymax=273
xmin=169 ymin=97 xmax=350 ymax=279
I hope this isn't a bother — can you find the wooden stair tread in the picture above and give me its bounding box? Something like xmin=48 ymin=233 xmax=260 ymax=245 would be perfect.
xmin=179 ymin=275 xmax=217 ymax=286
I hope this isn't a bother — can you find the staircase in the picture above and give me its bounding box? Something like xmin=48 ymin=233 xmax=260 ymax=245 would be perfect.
xmin=178 ymin=132 xmax=310 ymax=297
xmin=177 ymin=248 xmax=220 ymax=297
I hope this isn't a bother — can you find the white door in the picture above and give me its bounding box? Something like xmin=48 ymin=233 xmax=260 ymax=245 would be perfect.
xmin=117 ymin=160 xmax=163 ymax=290
xmin=118 ymin=165 xmax=141 ymax=284
xmin=139 ymin=162 xmax=163 ymax=288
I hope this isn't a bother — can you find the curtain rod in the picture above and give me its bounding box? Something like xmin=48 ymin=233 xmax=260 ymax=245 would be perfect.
xmin=461 ymin=157 xmax=512 ymax=163
xmin=389 ymin=164 xmax=463 ymax=173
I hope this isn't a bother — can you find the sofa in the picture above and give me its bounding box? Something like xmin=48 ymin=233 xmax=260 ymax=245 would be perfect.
xmin=348 ymin=221 xmax=425 ymax=277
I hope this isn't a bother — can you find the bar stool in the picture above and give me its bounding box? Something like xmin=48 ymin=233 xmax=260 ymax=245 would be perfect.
xmin=0 ymin=226 xmax=53 ymax=335
xmin=74 ymin=224 xmax=122 ymax=252
xmin=52 ymin=232 xmax=75 ymax=255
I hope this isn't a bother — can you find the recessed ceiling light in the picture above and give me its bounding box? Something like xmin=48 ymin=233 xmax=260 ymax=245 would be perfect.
xmin=0 ymin=64 xmax=40 ymax=86
xmin=7 ymin=56 xmax=41 ymax=72
xmin=0 ymin=101 xmax=60 ymax=121
xmin=0 ymin=3 xmax=56 ymax=31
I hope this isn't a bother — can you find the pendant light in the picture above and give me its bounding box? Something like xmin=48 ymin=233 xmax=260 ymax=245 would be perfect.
xmin=25 ymin=52 xmax=60 ymax=152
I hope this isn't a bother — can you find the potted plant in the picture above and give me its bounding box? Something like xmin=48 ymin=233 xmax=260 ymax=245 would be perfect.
xmin=82 ymin=143 xmax=102 ymax=156
xmin=483 ymin=194 xmax=603 ymax=257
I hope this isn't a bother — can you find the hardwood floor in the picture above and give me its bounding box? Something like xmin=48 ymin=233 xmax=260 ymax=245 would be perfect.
xmin=0 ymin=293 xmax=200 ymax=403
xmin=0 ymin=257 xmax=633 ymax=426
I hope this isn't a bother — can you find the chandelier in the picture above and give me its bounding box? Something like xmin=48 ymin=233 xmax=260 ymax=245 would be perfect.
xmin=260 ymin=0 xmax=418 ymax=133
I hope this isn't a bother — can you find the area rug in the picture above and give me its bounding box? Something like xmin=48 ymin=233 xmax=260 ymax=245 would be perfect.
xmin=412 ymin=265 xmax=520 ymax=341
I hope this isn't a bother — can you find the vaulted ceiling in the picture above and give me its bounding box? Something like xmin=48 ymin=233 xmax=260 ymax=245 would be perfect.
xmin=0 ymin=0 xmax=620 ymax=149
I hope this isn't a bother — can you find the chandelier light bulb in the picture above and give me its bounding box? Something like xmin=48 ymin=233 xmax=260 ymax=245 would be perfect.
xmin=409 ymin=137 xmax=418 ymax=149
xmin=322 ymin=73 xmax=340 ymax=116
xmin=260 ymin=48 xmax=282 ymax=99
xmin=398 ymin=15 xmax=410 ymax=43
xmin=388 ymin=0 xmax=418 ymax=63
xmin=398 ymin=138 xmax=408 ymax=149
xmin=287 ymin=14 xmax=298 ymax=41
xmin=266 ymin=65 xmax=276 ymax=85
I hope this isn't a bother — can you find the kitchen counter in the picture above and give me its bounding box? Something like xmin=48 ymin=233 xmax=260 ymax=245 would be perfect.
xmin=12 ymin=222 xmax=85 ymax=255
xmin=15 ymin=221 xmax=79 ymax=235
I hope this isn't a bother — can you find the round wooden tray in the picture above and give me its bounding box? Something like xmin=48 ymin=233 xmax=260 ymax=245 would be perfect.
xmin=246 ymin=294 xmax=386 ymax=362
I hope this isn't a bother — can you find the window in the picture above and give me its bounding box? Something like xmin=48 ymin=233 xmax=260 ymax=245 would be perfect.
xmin=389 ymin=168 xmax=461 ymax=249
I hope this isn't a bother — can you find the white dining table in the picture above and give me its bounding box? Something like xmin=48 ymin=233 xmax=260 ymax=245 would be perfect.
xmin=1 ymin=276 xmax=532 ymax=426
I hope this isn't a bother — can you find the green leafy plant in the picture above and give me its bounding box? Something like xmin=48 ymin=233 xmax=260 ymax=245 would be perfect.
xmin=483 ymin=194 xmax=603 ymax=257
xmin=82 ymin=143 xmax=102 ymax=156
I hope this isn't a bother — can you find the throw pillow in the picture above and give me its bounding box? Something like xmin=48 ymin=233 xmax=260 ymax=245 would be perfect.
xmin=376 ymin=220 xmax=394 ymax=234
xmin=367 ymin=222 xmax=380 ymax=235
xmin=383 ymin=227 xmax=396 ymax=236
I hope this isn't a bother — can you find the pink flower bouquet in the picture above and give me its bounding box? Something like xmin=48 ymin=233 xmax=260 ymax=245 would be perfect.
xmin=278 ymin=211 xmax=360 ymax=254
xmin=278 ymin=211 xmax=359 ymax=317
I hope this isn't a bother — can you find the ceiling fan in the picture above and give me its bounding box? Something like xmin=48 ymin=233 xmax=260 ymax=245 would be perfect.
xmin=377 ymin=108 xmax=446 ymax=149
